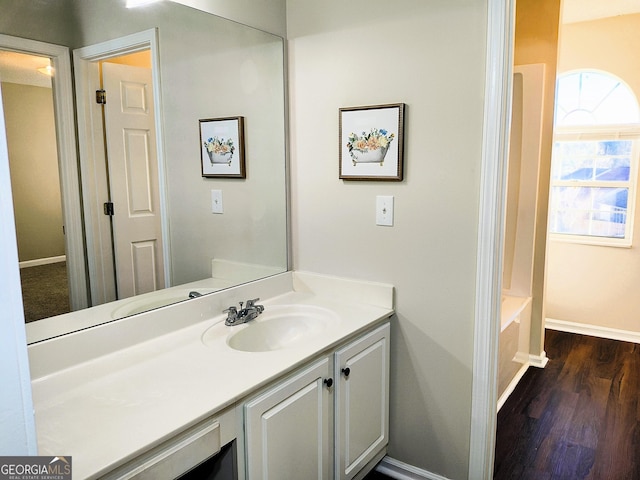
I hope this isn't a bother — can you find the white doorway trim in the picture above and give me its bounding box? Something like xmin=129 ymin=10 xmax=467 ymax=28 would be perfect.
xmin=73 ymin=28 xmax=170 ymax=306
xmin=469 ymin=0 xmax=515 ymax=478
xmin=0 ymin=34 xmax=88 ymax=312
xmin=0 ymin=77 xmax=37 ymax=456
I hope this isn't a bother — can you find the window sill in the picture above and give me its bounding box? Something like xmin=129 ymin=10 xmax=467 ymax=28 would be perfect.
xmin=550 ymin=234 xmax=632 ymax=248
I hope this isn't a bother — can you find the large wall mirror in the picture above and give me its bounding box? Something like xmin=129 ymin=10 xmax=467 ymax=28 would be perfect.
xmin=0 ymin=0 xmax=288 ymax=343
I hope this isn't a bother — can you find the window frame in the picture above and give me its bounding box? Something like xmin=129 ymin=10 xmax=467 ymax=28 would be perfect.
xmin=549 ymin=125 xmax=640 ymax=247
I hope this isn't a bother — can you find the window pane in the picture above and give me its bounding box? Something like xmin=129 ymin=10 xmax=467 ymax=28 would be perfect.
xmin=549 ymin=186 xmax=628 ymax=238
xmin=551 ymin=140 xmax=632 ymax=182
xmin=595 ymin=155 xmax=630 ymax=181
xmin=600 ymin=140 xmax=631 ymax=156
xmin=551 ymin=141 xmax=595 ymax=180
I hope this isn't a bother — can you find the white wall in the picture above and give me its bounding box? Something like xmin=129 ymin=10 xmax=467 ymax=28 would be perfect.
xmin=287 ymin=1 xmax=488 ymax=477
xmin=172 ymin=0 xmax=286 ymax=37
xmin=546 ymin=14 xmax=640 ymax=333
xmin=2 ymin=82 xmax=65 ymax=262
xmin=158 ymin=15 xmax=287 ymax=284
xmin=0 ymin=1 xmax=77 ymax=46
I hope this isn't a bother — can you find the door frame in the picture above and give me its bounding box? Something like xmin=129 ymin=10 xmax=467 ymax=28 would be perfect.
xmin=0 ymin=34 xmax=88 ymax=312
xmin=0 ymin=64 xmax=37 ymax=456
xmin=468 ymin=0 xmax=515 ymax=478
xmin=73 ymin=28 xmax=170 ymax=305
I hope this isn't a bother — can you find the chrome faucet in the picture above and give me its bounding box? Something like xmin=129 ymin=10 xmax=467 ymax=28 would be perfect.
xmin=224 ymin=298 xmax=264 ymax=326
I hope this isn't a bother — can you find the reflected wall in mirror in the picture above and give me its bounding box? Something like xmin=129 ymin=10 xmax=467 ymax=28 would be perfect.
xmin=0 ymin=0 xmax=288 ymax=343
xmin=0 ymin=51 xmax=71 ymax=322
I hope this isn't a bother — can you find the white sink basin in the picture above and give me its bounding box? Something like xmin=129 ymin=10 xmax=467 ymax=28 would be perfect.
xmin=203 ymin=305 xmax=339 ymax=352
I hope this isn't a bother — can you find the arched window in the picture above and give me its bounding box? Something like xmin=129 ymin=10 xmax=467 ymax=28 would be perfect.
xmin=555 ymin=71 xmax=640 ymax=126
xmin=549 ymin=71 xmax=640 ymax=245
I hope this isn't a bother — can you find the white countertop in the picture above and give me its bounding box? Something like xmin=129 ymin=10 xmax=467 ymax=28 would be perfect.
xmin=28 ymin=272 xmax=394 ymax=479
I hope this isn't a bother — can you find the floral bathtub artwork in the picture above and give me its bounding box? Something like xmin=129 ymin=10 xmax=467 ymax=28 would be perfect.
xmin=204 ymin=136 xmax=235 ymax=165
xmin=347 ymin=128 xmax=395 ymax=166
xmin=339 ymin=103 xmax=405 ymax=181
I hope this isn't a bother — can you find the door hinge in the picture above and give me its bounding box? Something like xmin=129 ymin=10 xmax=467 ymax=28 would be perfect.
xmin=96 ymin=89 xmax=106 ymax=105
xmin=103 ymin=201 xmax=114 ymax=216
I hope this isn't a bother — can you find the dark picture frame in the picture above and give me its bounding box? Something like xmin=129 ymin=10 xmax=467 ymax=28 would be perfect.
xmin=199 ymin=116 xmax=245 ymax=178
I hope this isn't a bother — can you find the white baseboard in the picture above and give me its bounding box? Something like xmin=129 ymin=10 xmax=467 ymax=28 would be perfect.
xmin=546 ymin=318 xmax=640 ymax=345
xmin=19 ymin=255 xmax=66 ymax=269
xmin=496 ymin=362 xmax=530 ymax=413
xmin=375 ymin=456 xmax=451 ymax=480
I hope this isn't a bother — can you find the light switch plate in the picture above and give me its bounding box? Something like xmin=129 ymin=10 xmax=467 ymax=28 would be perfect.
xmin=376 ymin=195 xmax=394 ymax=226
xmin=211 ymin=190 xmax=223 ymax=214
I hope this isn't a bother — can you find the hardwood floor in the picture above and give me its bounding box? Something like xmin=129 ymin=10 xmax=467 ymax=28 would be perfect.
xmin=495 ymin=330 xmax=640 ymax=479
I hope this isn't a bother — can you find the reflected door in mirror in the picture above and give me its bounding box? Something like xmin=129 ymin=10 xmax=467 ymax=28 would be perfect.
xmin=102 ymin=61 xmax=165 ymax=299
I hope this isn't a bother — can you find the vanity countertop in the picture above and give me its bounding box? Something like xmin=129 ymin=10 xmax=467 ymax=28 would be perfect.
xmin=28 ymin=271 xmax=394 ymax=479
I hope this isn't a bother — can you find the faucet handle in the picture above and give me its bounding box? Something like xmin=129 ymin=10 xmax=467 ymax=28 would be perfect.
xmin=246 ymin=298 xmax=264 ymax=314
xmin=246 ymin=298 xmax=260 ymax=307
xmin=223 ymin=306 xmax=238 ymax=325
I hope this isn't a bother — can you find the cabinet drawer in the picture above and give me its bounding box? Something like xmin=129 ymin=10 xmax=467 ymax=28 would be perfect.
xmin=104 ymin=417 xmax=221 ymax=480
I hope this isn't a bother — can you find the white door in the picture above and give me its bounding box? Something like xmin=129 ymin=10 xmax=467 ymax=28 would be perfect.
xmin=102 ymin=62 xmax=164 ymax=299
xmin=334 ymin=322 xmax=390 ymax=480
xmin=244 ymin=358 xmax=332 ymax=480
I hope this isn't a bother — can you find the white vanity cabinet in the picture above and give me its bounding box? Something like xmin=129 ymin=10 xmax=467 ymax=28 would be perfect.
xmin=243 ymin=321 xmax=390 ymax=480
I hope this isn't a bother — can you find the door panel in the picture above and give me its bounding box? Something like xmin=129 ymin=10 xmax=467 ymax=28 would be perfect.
xmin=123 ymin=128 xmax=154 ymax=214
xmin=245 ymin=358 xmax=332 ymax=480
xmin=346 ymin=342 xmax=385 ymax=463
xmin=335 ymin=323 xmax=390 ymax=479
xmin=131 ymin=240 xmax=159 ymax=294
xmin=102 ymin=62 xmax=164 ymax=299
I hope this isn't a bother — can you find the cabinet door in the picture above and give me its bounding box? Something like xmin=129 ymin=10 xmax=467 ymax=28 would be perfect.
xmin=334 ymin=322 xmax=390 ymax=480
xmin=244 ymin=357 xmax=332 ymax=480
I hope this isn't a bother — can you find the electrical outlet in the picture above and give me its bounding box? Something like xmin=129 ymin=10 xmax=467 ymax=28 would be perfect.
xmin=376 ymin=195 xmax=394 ymax=226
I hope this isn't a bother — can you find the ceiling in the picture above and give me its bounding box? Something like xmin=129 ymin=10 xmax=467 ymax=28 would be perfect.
xmin=562 ymin=0 xmax=640 ymax=24
xmin=0 ymin=50 xmax=52 ymax=88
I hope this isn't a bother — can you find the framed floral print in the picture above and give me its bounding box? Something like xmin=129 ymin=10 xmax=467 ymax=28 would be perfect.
xmin=200 ymin=116 xmax=245 ymax=178
xmin=339 ymin=103 xmax=405 ymax=181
